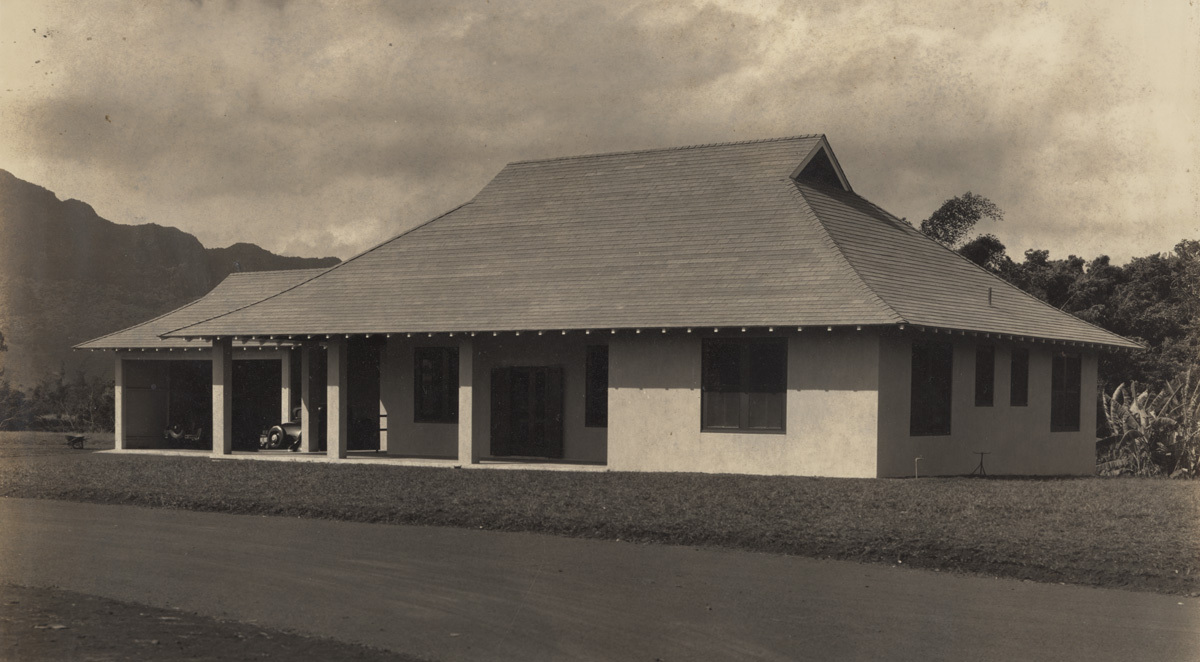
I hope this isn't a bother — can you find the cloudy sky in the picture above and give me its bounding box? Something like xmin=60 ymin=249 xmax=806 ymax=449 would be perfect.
xmin=1 ymin=0 xmax=1195 ymax=262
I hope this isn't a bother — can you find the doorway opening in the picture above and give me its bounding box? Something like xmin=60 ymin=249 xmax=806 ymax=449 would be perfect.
xmin=489 ymin=366 xmax=564 ymax=459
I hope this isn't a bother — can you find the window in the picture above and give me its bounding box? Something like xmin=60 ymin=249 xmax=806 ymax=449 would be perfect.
xmin=701 ymin=338 xmax=786 ymax=432
xmin=974 ymin=344 xmax=995 ymax=407
xmin=414 ymin=347 xmax=458 ymax=423
xmin=1010 ymin=348 xmax=1029 ymax=407
xmin=1051 ymin=353 xmax=1081 ymax=432
xmin=585 ymin=345 xmax=608 ymax=428
xmin=910 ymin=340 xmax=953 ymax=436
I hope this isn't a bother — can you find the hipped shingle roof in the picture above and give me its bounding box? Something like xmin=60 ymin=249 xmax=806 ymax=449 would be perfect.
xmin=76 ymin=268 xmax=328 ymax=350
xmin=160 ymin=136 xmax=1140 ymax=350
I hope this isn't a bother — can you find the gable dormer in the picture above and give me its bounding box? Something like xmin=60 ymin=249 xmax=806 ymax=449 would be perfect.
xmin=791 ymin=136 xmax=852 ymax=192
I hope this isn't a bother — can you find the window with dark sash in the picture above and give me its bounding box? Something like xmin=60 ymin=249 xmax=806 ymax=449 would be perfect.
xmin=974 ymin=344 xmax=995 ymax=407
xmin=585 ymin=345 xmax=608 ymax=428
xmin=1010 ymin=348 xmax=1029 ymax=407
xmin=414 ymin=347 xmax=458 ymax=423
xmin=1051 ymin=353 xmax=1081 ymax=432
xmin=701 ymin=338 xmax=786 ymax=432
xmin=910 ymin=340 xmax=953 ymax=436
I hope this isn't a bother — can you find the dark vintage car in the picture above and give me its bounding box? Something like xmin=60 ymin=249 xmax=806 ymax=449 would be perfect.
xmin=260 ymin=407 xmax=324 ymax=451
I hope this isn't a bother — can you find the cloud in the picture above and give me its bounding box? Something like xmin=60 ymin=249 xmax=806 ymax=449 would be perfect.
xmin=0 ymin=0 xmax=1195 ymax=261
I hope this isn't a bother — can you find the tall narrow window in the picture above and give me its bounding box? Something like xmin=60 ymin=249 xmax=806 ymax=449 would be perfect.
xmin=701 ymin=338 xmax=786 ymax=432
xmin=910 ymin=340 xmax=953 ymax=436
xmin=414 ymin=347 xmax=458 ymax=423
xmin=1010 ymin=348 xmax=1029 ymax=407
xmin=585 ymin=345 xmax=608 ymax=428
xmin=1051 ymin=353 xmax=1081 ymax=432
xmin=974 ymin=344 xmax=995 ymax=407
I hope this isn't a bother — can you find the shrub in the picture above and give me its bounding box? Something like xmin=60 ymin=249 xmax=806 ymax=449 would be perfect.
xmin=1100 ymin=370 xmax=1200 ymax=478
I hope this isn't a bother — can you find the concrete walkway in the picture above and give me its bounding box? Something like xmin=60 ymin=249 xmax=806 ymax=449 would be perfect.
xmin=2 ymin=498 xmax=1196 ymax=661
xmin=101 ymin=448 xmax=609 ymax=471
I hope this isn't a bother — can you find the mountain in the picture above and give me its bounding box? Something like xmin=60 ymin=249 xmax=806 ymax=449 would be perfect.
xmin=0 ymin=169 xmax=340 ymax=387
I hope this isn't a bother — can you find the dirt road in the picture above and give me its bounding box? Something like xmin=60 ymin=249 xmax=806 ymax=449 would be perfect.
xmin=1 ymin=497 xmax=1196 ymax=661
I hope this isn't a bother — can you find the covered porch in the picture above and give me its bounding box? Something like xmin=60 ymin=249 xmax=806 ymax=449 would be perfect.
xmin=196 ymin=332 xmax=610 ymax=467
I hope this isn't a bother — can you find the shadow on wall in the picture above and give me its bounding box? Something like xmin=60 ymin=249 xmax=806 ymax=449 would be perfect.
xmin=608 ymin=333 xmax=880 ymax=392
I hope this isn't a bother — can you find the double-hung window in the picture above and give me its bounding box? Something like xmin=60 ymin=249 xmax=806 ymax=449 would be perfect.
xmin=1009 ymin=348 xmax=1029 ymax=407
xmin=1050 ymin=353 xmax=1081 ymax=432
xmin=701 ymin=338 xmax=786 ymax=432
xmin=414 ymin=347 xmax=458 ymax=423
xmin=584 ymin=345 xmax=608 ymax=428
xmin=974 ymin=344 xmax=995 ymax=407
xmin=910 ymin=340 xmax=953 ymax=436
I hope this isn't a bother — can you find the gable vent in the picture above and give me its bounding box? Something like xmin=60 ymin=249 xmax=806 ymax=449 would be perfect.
xmin=790 ymin=138 xmax=852 ymax=192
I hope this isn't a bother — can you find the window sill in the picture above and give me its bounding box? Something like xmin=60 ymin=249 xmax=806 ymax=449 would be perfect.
xmin=700 ymin=427 xmax=786 ymax=435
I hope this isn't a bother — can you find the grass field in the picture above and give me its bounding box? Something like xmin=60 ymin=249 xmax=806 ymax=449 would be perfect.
xmin=2 ymin=431 xmax=1197 ymax=595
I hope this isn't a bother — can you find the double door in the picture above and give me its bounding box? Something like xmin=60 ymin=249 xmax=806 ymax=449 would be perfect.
xmin=490 ymin=366 xmax=564 ymax=458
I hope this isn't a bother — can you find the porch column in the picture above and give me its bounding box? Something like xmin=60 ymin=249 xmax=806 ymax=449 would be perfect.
xmin=457 ymin=338 xmax=476 ymax=464
xmin=280 ymin=348 xmax=293 ymax=423
xmin=113 ymin=355 xmax=126 ymax=450
xmin=212 ymin=337 xmax=233 ymax=455
xmin=378 ymin=342 xmax=388 ymax=453
xmin=300 ymin=345 xmax=316 ymax=453
xmin=326 ymin=338 xmax=348 ymax=459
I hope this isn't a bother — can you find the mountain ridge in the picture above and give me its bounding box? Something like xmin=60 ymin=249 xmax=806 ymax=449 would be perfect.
xmin=0 ymin=168 xmax=340 ymax=387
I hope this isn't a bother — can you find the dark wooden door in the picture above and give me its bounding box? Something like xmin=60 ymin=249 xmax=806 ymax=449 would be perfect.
xmin=490 ymin=366 xmax=564 ymax=458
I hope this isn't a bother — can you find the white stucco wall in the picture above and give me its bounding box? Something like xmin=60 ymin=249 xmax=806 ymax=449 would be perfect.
xmin=121 ymin=358 xmax=172 ymax=448
xmin=472 ymin=335 xmax=608 ymax=463
xmin=876 ymin=334 xmax=1098 ymax=477
xmin=381 ymin=337 xmax=460 ymax=458
xmin=381 ymin=335 xmax=608 ymax=462
xmin=606 ymin=332 xmax=880 ymax=477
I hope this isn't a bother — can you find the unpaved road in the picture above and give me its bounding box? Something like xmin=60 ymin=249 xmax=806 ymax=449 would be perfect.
xmin=1 ymin=498 xmax=1196 ymax=661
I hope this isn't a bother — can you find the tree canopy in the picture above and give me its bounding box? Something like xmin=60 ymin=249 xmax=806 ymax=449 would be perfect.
xmin=917 ymin=194 xmax=1198 ymax=393
xmin=919 ymin=192 xmax=1004 ymax=248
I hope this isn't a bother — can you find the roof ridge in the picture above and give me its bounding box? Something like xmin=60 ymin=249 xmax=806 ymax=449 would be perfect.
xmin=162 ymin=201 xmax=474 ymax=337
xmin=805 ymin=183 xmax=1143 ymax=349
xmin=508 ymin=134 xmax=824 ymax=166
xmin=788 ymin=180 xmax=906 ymax=325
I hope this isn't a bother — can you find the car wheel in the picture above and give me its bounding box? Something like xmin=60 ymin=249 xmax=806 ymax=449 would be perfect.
xmin=266 ymin=427 xmax=286 ymax=449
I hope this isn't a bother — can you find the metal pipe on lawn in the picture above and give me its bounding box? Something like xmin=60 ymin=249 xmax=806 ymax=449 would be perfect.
xmin=914 ymin=456 xmax=923 ymax=479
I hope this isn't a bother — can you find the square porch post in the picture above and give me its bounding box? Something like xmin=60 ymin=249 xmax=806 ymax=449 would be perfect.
xmin=280 ymin=348 xmax=293 ymax=423
xmin=113 ymin=355 xmax=126 ymax=450
xmin=212 ymin=337 xmax=233 ymax=455
xmin=300 ymin=345 xmax=316 ymax=453
xmin=377 ymin=341 xmax=388 ymax=453
xmin=326 ymin=338 xmax=348 ymax=459
xmin=457 ymin=337 xmax=476 ymax=464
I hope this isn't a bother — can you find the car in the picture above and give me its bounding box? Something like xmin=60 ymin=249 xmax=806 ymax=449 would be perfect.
xmin=260 ymin=406 xmax=324 ymax=451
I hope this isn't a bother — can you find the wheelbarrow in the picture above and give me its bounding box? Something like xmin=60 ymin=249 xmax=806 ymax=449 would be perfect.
xmin=65 ymin=435 xmax=87 ymax=449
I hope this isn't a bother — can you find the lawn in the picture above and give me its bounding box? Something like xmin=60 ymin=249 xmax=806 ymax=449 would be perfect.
xmin=2 ymin=431 xmax=1197 ymax=595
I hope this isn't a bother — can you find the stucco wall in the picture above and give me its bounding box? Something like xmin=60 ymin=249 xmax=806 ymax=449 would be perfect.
xmin=381 ymin=337 xmax=459 ymax=458
xmin=607 ymin=332 xmax=879 ymax=477
xmin=381 ymin=335 xmax=607 ymax=462
xmin=121 ymin=359 xmax=172 ymax=447
xmin=876 ymin=334 xmax=1098 ymax=477
xmin=472 ymin=335 xmax=608 ymax=463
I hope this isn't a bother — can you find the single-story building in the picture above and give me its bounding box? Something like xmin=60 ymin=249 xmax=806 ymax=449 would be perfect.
xmin=80 ymin=134 xmax=1141 ymax=477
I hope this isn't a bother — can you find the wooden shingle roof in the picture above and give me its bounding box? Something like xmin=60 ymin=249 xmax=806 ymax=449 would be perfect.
xmin=163 ymin=136 xmax=1140 ymax=349
xmin=77 ymin=268 xmax=329 ymax=350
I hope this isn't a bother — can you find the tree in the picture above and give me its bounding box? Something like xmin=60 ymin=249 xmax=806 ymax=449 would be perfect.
xmin=919 ymin=192 xmax=1004 ymax=248
xmin=957 ymin=233 xmax=1010 ymax=273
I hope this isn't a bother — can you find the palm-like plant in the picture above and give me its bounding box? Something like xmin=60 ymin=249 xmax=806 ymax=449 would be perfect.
xmin=1100 ymin=370 xmax=1200 ymax=478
